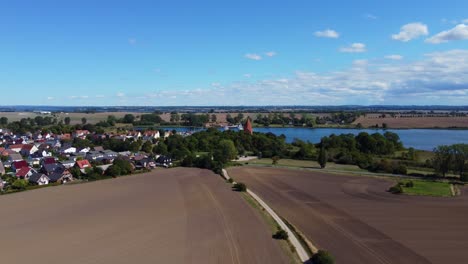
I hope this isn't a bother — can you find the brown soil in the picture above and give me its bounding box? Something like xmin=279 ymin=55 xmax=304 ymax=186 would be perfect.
xmin=353 ymin=116 xmax=468 ymax=128
xmin=228 ymin=166 xmax=468 ymax=264
xmin=0 ymin=168 xmax=289 ymax=264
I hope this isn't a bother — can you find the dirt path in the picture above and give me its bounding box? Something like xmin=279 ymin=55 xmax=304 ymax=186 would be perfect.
xmin=0 ymin=168 xmax=289 ymax=264
xmin=229 ymin=166 xmax=468 ymax=264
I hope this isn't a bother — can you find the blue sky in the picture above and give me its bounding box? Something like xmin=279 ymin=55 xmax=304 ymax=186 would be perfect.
xmin=0 ymin=0 xmax=467 ymax=106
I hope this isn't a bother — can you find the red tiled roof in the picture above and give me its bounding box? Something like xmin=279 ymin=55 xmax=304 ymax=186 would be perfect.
xmin=16 ymin=167 xmax=32 ymax=178
xmin=9 ymin=144 xmax=24 ymax=150
xmin=43 ymin=157 xmax=56 ymax=165
xmin=21 ymin=144 xmax=34 ymax=151
xmin=76 ymin=160 xmax=91 ymax=169
xmin=13 ymin=160 xmax=28 ymax=169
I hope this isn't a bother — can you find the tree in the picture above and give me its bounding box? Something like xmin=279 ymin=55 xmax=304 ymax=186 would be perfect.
xmin=452 ymin=144 xmax=468 ymax=177
xmin=12 ymin=179 xmax=29 ymax=190
xmin=213 ymin=139 xmax=238 ymax=164
xmin=106 ymin=165 xmax=122 ymax=177
xmin=318 ymin=146 xmax=327 ymax=169
xmin=64 ymin=117 xmax=71 ymax=125
xmin=153 ymin=142 xmax=168 ymax=155
xmin=233 ymin=182 xmax=247 ymax=192
xmin=123 ymin=114 xmax=135 ymax=124
xmin=272 ymin=229 xmax=288 ymax=240
xmin=81 ymin=117 xmax=87 ymax=125
xmin=311 ymin=250 xmax=335 ymax=264
xmin=433 ymin=145 xmax=452 ymax=177
xmin=141 ymin=141 xmax=153 ymax=154
xmin=211 ymin=114 xmax=217 ymax=123
xmin=107 ymin=115 xmax=116 ymax=126
xmin=0 ymin=117 xmax=8 ymax=125
xmin=272 ymin=156 xmax=280 ymax=165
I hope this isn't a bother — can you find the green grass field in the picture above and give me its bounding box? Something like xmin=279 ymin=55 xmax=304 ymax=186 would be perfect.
xmin=237 ymin=158 xmax=366 ymax=173
xmin=400 ymin=180 xmax=453 ymax=197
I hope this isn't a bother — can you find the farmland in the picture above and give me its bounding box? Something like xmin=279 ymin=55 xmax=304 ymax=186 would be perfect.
xmin=0 ymin=168 xmax=289 ymax=264
xmin=229 ymin=166 xmax=468 ymax=264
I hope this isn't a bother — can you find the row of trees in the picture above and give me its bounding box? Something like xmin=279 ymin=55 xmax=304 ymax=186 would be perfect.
xmin=432 ymin=144 xmax=468 ymax=179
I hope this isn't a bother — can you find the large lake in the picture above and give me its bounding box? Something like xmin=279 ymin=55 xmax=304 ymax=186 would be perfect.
xmin=155 ymin=127 xmax=468 ymax=151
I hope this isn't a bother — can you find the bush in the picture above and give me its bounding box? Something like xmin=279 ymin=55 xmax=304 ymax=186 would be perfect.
xmin=405 ymin=181 xmax=414 ymax=188
xmin=272 ymin=229 xmax=288 ymax=240
xmin=393 ymin=164 xmax=408 ymax=175
xmin=461 ymin=173 xmax=468 ymax=182
xmin=311 ymin=250 xmax=335 ymax=264
xmin=233 ymin=182 xmax=247 ymax=192
xmin=12 ymin=179 xmax=29 ymax=190
xmin=388 ymin=184 xmax=403 ymax=194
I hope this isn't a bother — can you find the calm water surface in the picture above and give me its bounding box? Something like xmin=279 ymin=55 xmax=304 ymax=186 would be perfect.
xmin=155 ymin=127 xmax=468 ymax=151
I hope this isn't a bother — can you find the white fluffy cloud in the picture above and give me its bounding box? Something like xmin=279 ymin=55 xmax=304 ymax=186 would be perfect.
xmin=314 ymin=29 xmax=340 ymax=38
xmin=244 ymin=53 xmax=262 ymax=60
xmin=426 ymin=24 xmax=468 ymax=44
xmin=265 ymin=51 xmax=277 ymax=57
xmin=392 ymin=22 xmax=428 ymax=42
xmin=120 ymin=49 xmax=468 ymax=106
xmin=385 ymin=54 xmax=403 ymax=60
xmin=339 ymin=43 xmax=366 ymax=53
xmin=50 ymin=50 xmax=468 ymax=106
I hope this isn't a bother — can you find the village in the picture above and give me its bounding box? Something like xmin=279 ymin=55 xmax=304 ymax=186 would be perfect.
xmin=0 ymin=128 xmax=174 ymax=192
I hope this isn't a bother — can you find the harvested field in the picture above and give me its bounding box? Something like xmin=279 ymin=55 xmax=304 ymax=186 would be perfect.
xmin=0 ymin=111 xmax=140 ymax=125
xmin=228 ymin=166 xmax=468 ymax=264
xmin=353 ymin=116 xmax=468 ymax=128
xmin=0 ymin=168 xmax=289 ymax=264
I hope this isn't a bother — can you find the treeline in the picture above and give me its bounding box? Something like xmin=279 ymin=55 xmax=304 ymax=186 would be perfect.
xmin=4 ymin=117 xmax=58 ymax=134
xmin=432 ymin=144 xmax=468 ymax=179
xmin=253 ymin=112 xmax=360 ymax=127
xmin=319 ymin=132 xmax=406 ymax=174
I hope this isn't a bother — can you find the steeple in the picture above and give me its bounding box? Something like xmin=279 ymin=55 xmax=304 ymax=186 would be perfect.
xmin=244 ymin=117 xmax=253 ymax=135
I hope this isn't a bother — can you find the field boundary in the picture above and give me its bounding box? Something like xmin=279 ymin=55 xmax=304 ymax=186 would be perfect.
xmin=222 ymin=169 xmax=312 ymax=262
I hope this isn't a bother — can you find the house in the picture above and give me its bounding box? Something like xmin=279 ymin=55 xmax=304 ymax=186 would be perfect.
xmin=76 ymin=159 xmax=92 ymax=173
xmin=86 ymin=151 xmax=104 ymax=161
xmin=60 ymin=146 xmax=77 ymax=154
xmin=48 ymin=170 xmax=73 ymax=184
xmin=126 ymin=131 xmax=142 ymax=139
xmin=102 ymin=150 xmax=118 ymax=160
xmin=155 ymin=155 xmax=172 ymax=168
xmin=135 ymin=157 xmax=156 ymax=169
xmin=8 ymin=144 xmax=24 ymax=153
xmin=46 ymin=139 xmax=62 ymax=148
xmin=142 ymin=130 xmax=160 ymax=141
xmin=28 ymin=173 xmax=49 ymax=185
xmin=20 ymin=144 xmax=39 ymax=156
xmin=42 ymin=163 xmax=66 ymax=176
xmin=58 ymin=133 xmax=71 ymax=141
xmin=93 ymin=146 xmax=105 ymax=152
xmin=16 ymin=167 xmax=36 ymax=179
xmin=41 ymin=157 xmax=57 ymax=166
xmin=73 ymin=130 xmax=90 ymax=139
xmin=61 ymin=159 xmax=76 ymax=169
xmin=8 ymin=153 xmax=23 ymax=162
xmin=0 ymin=160 xmax=5 ymax=175
xmin=78 ymin=147 xmax=91 ymax=153
xmin=12 ymin=160 xmax=29 ymax=172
